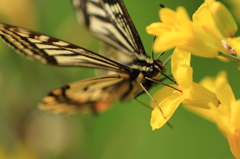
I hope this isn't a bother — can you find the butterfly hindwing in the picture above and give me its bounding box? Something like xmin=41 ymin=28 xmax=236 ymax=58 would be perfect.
xmin=39 ymin=73 xmax=136 ymax=114
xmin=73 ymin=0 xmax=146 ymax=56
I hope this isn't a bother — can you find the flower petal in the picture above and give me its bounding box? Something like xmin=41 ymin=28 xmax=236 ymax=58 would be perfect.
xmin=215 ymin=83 xmax=235 ymax=110
xmin=151 ymin=85 xmax=177 ymax=108
xmin=146 ymin=22 xmax=166 ymax=36
xmin=227 ymin=129 xmax=240 ymax=159
xmin=153 ymin=35 xmax=182 ymax=52
xmin=171 ymin=49 xmax=191 ymax=77
xmin=200 ymin=71 xmax=227 ymax=93
xmin=160 ymin=7 xmax=189 ymax=24
xmin=151 ymin=93 xmax=184 ymax=130
xmin=182 ymin=82 xmax=219 ymax=108
xmin=193 ymin=0 xmax=214 ymax=26
xmin=184 ymin=105 xmax=216 ymax=122
xmin=175 ymin=65 xmax=193 ymax=95
xmin=209 ymin=1 xmax=237 ymax=37
xmin=230 ymin=100 xmax=240 ymax=130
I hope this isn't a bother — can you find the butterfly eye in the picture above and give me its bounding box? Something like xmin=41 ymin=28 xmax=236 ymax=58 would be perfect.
xmin=146 ymin=65 xmax=159 ymax=77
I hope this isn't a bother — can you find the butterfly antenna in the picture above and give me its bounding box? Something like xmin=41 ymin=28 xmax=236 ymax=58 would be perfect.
xmin=163 ymin=54 xmax=172 ymax=66
xmin=156 ymin=51 xmax=166 ymax=60
xmin=145 ymin=76 xmax=180 ymax=91
xmin=163 ymin=73 xmax=177 ymax=85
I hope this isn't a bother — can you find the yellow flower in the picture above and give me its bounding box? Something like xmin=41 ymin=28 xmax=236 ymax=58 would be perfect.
xmin=185 ymin=71 xmax=240 ymax=158
xmin=226 ymin=37 xmax=240 ymax=57
xmin=150 ymin=49 xmax=219 ymax=130
xmin=146 ymin=0 xmax=237 ymax=59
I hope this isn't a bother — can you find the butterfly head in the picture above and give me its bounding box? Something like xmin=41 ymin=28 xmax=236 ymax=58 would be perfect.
xmin=131 ymin=57 xmax=165 ymax=79
xmin=145 ymin=59 xmax=165 ymax=78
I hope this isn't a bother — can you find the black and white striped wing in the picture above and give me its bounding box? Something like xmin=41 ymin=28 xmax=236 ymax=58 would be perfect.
xmin=73 ymin=0 xmax=146 ymax=56
xmin=0 ymin=23 xmax=133 ymax=73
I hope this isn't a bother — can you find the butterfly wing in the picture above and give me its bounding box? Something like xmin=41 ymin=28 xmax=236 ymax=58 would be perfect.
xmin=95 ymin=42 xmax=135 ymax=76
xmin=39 ymin=73 xmax=139 ymax=114
xmin=0 ymin=0 xmax=149 ymax=114
xmin=0 ymin=23 xmax=142 ymax=114
xmin=73 ymin=0 xmax=146 ymax=56
xmin=0 ymin=23 xmax=133 ymax=73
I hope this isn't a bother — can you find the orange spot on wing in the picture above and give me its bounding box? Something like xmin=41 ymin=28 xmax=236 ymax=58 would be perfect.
xmin=52 ymin=89 xmax=62 ymax=95
xmin=94 ymin=101 xmax=112 ymax=112
xmin=42 ymin=96 xmax=55 ymax=102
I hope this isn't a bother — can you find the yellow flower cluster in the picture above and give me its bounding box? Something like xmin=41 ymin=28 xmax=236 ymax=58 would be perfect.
xmin=147 ymin=0 xmax=238 ymax=60
xmin=146 ymin=0 xmax=240 ymax=157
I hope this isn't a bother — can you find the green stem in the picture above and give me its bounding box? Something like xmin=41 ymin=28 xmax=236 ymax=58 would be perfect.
xmin=219 ymin=52 xmax=240 ymax=66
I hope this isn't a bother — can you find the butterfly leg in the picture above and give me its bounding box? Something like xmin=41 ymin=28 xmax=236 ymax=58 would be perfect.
xmin=134 ymin=91 xmax=153 ymax=110
xmin=145 ymin=77 xmax=181 ymax=92
xmin=163 ymin=73 xmax=177 ymax=85
xmin=139 ymin=83 xmax=167 ymax=119
xmin=135 ymin=83 xmax=173 ymax=128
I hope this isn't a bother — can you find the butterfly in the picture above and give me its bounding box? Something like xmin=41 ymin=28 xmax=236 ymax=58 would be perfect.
xmin=0 ymin=0 xmax=171 ymax=114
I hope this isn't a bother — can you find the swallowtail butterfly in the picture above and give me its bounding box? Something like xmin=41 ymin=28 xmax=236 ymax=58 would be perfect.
xmin=0 ymin=0 xmax=170 ymax=114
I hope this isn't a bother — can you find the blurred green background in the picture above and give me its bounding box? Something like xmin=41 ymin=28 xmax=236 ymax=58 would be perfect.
xmin=0 ymin=0 xmax=238 ymax=158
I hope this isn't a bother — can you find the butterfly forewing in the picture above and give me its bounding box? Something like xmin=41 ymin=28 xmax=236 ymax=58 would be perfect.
xmin=0 ymin=23 xmax=132 ymax=73
xmin=73 ymin=0 xmax=146 ymax=56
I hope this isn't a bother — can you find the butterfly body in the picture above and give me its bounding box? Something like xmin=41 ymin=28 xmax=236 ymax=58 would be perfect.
xmin=0 ymin=0 xmax=166 ymax=114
